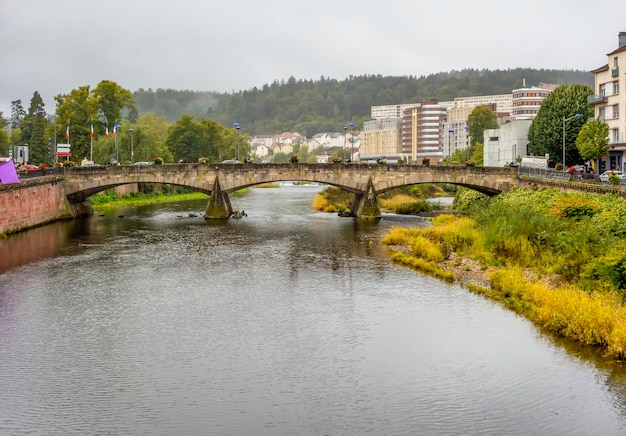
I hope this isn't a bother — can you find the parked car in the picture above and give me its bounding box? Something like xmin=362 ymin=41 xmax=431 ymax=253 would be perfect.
xmin=599 ymin=170 xmax=626 ymax=182
xmin=22 ymin=164 xmax=39 ymax=172
xmin=568 ymin=165 xmax=590 ymax=173
xmin=221 ymin=159 xmax=242 ymax=164
xmin=133 ymin=161 xmax=152 ymax=166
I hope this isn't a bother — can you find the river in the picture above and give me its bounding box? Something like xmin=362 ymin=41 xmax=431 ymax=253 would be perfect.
xmin=1 ymin=184 xmax=625 ymax=435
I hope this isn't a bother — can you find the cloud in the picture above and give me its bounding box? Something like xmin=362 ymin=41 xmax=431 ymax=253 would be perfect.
xmin=1 ymin=0 xmax=625 ymax=117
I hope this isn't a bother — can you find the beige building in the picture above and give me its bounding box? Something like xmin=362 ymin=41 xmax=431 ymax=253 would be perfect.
xmin=590 ymin=32 xmax=626 ymax=173
xmin=361 ymin=118 xmax=403 ymax=161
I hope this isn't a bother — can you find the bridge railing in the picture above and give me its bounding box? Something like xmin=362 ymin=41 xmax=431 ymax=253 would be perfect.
xmin=519 ymin=166 xmax=598 ymax=183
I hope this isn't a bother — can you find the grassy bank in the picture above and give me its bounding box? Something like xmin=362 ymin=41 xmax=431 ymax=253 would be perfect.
xmin=91 ymin=189 xmax=209 ymax=210
xmin=312 ymin=184 xmax=453 ymax=214
xmin=382 ymin=187 xmax=626 ymax=361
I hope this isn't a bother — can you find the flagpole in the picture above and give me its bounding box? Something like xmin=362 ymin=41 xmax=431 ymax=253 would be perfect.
xmin=90 ymin=119 xmax=93 ymax=161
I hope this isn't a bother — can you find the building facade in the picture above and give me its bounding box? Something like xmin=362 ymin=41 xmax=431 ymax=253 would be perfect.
xmin=360 ymin=118 xmax=403 ymax=161
xmin=511 ymin=85 xmax=554 ymax=120
xmin=483 ymin=120 xmax=533 ymax=167
xmin=402 ymin=100 xmax=448 ymax=164
xmin=589 ymin=32 xmax=626 ymax=172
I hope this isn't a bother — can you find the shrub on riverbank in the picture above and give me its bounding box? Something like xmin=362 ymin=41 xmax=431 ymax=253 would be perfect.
xmin=382 ymin=187 xmax=626 ymax=360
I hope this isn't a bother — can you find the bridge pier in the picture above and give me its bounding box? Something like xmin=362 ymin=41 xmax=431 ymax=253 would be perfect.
xmin=68 ymin=200 xmax=94 ymax=218
xmin=351 ymin=178 xmax=381 ymax=220
xmin=205 ymin=177 xmax=232 ymax=219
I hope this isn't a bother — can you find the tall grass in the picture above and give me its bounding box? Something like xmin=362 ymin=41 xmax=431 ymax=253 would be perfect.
xmin=383 ymin=187 xmax=626 ymax=360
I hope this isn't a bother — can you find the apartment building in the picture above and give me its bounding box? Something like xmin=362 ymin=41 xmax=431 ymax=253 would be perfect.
xmin=453 ymin=94 xmax=512 ymax=114
xmin=402 ymin=100 xmax=448 ymax=164
xmin=511 ymin=84 xmax=554 ymax=120
xmin=589 ymin=32 xmax=626 ymax=172
xmin=360 ymin=118 xmax=403 ymax=161
xmin=441 ymin=106 xmax=473 ymax=159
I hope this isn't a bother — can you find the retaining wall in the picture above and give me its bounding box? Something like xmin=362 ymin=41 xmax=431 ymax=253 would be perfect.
xmin=0 ymin=177 xmax=74 ymax=236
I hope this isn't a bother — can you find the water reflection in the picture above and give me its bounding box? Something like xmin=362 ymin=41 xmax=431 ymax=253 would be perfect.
xmin=1 ymin=185 xmax=626 ymax=435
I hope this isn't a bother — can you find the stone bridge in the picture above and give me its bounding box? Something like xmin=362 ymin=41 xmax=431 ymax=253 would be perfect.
xmin=62 ymin=163 xmax=521 ymax=219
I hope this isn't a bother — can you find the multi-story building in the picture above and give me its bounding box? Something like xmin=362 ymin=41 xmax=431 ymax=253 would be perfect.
xmin=402 ymin=100 xmax=448 ymax=164
xmin=511 ymin=84 xmax=554 ymax=120
xmin=453 ymin=94 xmax=513 ymax=114
xmin=360 ymin=118 xmax=403 ymax=161
xmin=441 ymin=106 xmax=473 ymax=159
xmin=589 ymin=32 xmax=626 ymax=172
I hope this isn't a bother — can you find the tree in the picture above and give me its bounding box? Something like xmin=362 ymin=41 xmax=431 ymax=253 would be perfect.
xmin=0 ymin=112 xmax=9 ymax=155
xmin=93 ymin=80 xmax=135 ymax=127
xmin=166 ymin=115 xmax=205 ymax=162
xmin=527 ymin=84 xmax=593 ymax=167
xmin=466 ymin=106 xmax=498 ymax=147
xmin=465 ymin=106 xmax=497 ymax=163
xmin=10 ymin=100 xmax=25 ymax=129
xmin=19 ymin=92 xmax=47 ymax=164
xmin=55 ymin=86 xmax=97 ymax=162
xmin=576 ymin=118 xmax=609 ymax=165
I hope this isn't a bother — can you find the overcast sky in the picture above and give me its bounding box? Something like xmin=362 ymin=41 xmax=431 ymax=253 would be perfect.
xmin=1 ymin=0 xmax=625 ymax=117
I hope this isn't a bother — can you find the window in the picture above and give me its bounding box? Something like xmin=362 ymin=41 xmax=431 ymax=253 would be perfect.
xmin=613 ymin=104 xmax=619 ymax=119
xmin=614 ymin=81 xmax=619 ymax=95
xmin=600 ymin=84 xmax=606 ymax=96
xmin=599 ymin=107 xmax=606 ymax=121
xmin=612 ymin=129 xmax=619 ymax=143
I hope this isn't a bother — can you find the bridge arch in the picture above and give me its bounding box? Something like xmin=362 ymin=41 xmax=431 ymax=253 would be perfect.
xmin=62 ymin=164 xmax=521 ymax=218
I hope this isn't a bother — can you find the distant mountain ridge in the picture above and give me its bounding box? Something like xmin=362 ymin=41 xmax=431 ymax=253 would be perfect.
xmin=133 ymin=68 xmax=593 ymax=136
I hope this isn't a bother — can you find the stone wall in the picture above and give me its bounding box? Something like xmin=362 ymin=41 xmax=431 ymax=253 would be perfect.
xmin=0 ymin=177 xmax=74 ymax=236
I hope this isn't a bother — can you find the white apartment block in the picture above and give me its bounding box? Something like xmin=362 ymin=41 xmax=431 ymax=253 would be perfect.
xmin=441 ymin=106 xmax=473 ymax=158
xmin=453 ymin=94 xmax=513 ymax=114
xmin=590 ymin=32 xmax=626 ymax=173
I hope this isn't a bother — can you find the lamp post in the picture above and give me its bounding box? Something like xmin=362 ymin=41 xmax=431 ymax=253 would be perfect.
xmin=233 ymin=123 xmax=240 ymax=161
xmin=128 ymin=128 xmax=134 ymax=164
xmin=562 ymin=113 xmax=582 ymax=170
xmin=349 ymin=123 xmax=356 ymax=163
xmin=447 ymin=128 xmax=454 ymax=159
xmin=464 ymin=125 xmax=470 ymax=163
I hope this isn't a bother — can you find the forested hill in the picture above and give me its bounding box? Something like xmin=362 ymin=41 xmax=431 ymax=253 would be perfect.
xmin=133 ymin=68 xmax=593 ymax=137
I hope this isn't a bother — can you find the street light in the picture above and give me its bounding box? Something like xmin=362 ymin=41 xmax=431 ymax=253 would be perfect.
xmin=562 ymin=113 xmax=582 ymax=170
xmin=447 ymin=128 xmax=454 ymax=159
xmin=233 ymin=123 xmax=240 ymax=161
xmin=128 ymin=129 xmax=134 ymax=164
xmin=349 ymin=123 xmax=357 ymax=163
xmin=464 ymin=125 xmax=470 ymax=163
xmin=343 ymin=126 xmax=348 ymax=161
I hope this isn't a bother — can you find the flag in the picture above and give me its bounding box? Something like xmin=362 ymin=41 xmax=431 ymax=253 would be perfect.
xmin=113 ymin=124 xmax=117 ymax=136
xmin=65 ymin=123 xmax=70 ymax=140
xmin=105 ymin=123 xmax=109 ymax=140
xmin=90 ymin=121 xmax=94 ymax=139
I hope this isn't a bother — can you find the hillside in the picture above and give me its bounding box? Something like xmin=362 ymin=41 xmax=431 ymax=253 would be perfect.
xmin=133 ymin=68 xmax=593 ymax=137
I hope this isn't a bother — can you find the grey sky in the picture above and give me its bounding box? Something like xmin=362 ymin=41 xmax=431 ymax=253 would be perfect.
xmin=1 ymin=0 xmax=625 ymax=117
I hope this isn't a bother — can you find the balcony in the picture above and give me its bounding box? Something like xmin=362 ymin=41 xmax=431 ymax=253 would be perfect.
xmin=588 ymin=94 xmax=608 ymax=104
xmin=612 ymin=67 xmax=619 ymax=77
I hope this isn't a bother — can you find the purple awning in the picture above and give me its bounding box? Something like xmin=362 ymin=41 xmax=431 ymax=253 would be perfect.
xmin=0 ymin=159 xmax=20 ymax=184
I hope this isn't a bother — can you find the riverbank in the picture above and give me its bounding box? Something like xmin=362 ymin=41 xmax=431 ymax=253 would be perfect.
xmin=382 ymin=187 xmax=626 ymax=361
